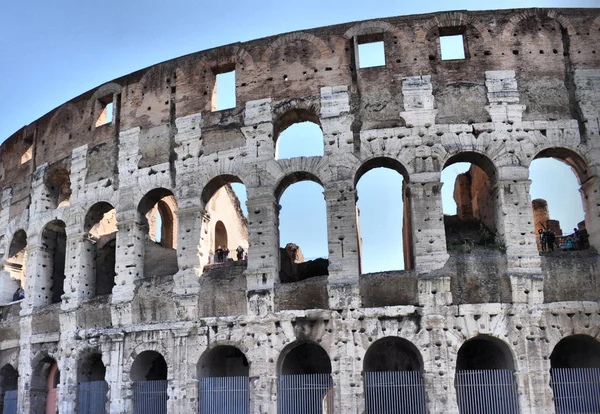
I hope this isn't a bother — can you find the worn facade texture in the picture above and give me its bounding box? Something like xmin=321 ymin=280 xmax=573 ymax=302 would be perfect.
xmin=0 ymin=7 xmax=599 ymax=414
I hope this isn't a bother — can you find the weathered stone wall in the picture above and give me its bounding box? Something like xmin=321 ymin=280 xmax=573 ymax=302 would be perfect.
xmin=0 ymin=7 xmax=597 ymax=414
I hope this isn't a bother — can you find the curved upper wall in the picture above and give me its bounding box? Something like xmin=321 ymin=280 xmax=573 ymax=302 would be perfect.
xmin=1 ymin=7 xmax=599 ymax=218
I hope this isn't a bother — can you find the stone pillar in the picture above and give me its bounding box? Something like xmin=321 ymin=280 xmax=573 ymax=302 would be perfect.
xmin=324 ymin=185 xmax=361 ymax=309
xmin=17 ymin=316 xmax=33 ymax=413
xmin=493 ymin=167 xmax=543 ymax=304
xmin=399 ymin=75 xmax=438 ymax=127
xmin=172 ymin=205 xmax=203 ymax=320
xmin=103 ymin=332 xmax=128 ymax=414
xmin=22 ymin=244 xmax=52 ymax=312
xmin=245 ymin=190 xmax=279 ymax=316
xmin=485 ymin=70 xmax=526 ymax=124
xmin=243 ymin=99 xmax=276 ymax=162
xmin=111 ymin=209 xmax=145 ymax=325
xmin=409 ymin=174 xmax=449 ymax=274
xmin=330 ymin=322 xmax=362 ymax=414
xmin=61 ymin=228 xmax=95 ymax=310
xmin=170 ymin=329 xmax=195 ymax=414
xmin=580 ymin=176 xmax=600 ymax=252
xmin=57 ymin=348 xmax=78 ymax=414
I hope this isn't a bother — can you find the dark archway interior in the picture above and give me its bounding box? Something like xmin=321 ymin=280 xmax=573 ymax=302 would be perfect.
xmin=281 ymin=342 xmax=332 ymax=375
xmin=197 ymin=346 xmax=249 ymax=378
xmin=550 ymin=335 xmax=600 ymax=369
xmin=7 ymin=230 xmax=27 ymax=284
xmin=456 ymin=337 xmax=514 ymax=371
xmin=85 ymin=202 xmax=117 ymax=297
xmin=131 ymin=351 xmax=167 ymax=381
xmin=43 ymin=221 xmax=67 ymax=304
xmin=79 ymin=353 xmax=106 ymax=382
xmin=0 ymin=365 xmax=18 ymax=392
xmin=363 ymin=337 xmax=422 ymax=372
xmin=214 ymin=221 xmax=228 ymax=251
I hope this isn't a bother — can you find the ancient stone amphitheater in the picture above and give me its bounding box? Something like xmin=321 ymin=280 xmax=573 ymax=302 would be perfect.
xmin=0 ymin=7 xmax=599 ymax=414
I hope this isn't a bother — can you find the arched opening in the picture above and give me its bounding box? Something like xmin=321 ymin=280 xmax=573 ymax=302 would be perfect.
xmin=355 ymin=158 xmax=412 ymax=272
xmin=550 ymin=335 xmax=600 ymax=412
xmin=30 ymin=358 xmax=59 ymax=414
xmin=0 ymin=364 xmax=18 ymax=414
xmin=214 ymin=221 xmax=228 ymax=263
xmin=41 ymin=220 xmax=67 ymax=305
xmin=138 ymin=189 xmax=178 ymax=278
xmin=363 ymin=337 xmax=426 ymax=413
xmin=274 ymin=109 xmax=323 ymax=160
xmin=197 ymin=346 xmax=250 ymax=413
xmin=84 ymin=202 xmax=117 ymax=297
xmin=3 ymin=230 xmax=27 ymax=304
xmin=441 ymin=153 xmax=499 ymax=252
xmin=278 ymin=342 xmax=333 ymax=413
xmin=455 ymin=336 xmax=519 ymax=413
xmin=530 ymin=149 xmax=589 ymax=253
xmin=200 ymin=175 xmax=248 ymax=268
xmin=44 ymin=167 xmax=71 ymax=208
xmin=131 ymin=351 xmax=167 ymax=414
xmin=276 ymin=175 xmax=328 ymax=283
xmin=78 ymin=353 xmax=108 ymax=414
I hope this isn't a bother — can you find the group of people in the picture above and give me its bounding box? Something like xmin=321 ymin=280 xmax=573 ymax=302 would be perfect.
xmin=210 ymin=245 xmax=246 ymax=264
xmin=539 ymin=227 xmax=582 ymax=252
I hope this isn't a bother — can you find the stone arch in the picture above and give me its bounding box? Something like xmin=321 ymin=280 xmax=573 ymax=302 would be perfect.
xmin=272 ymin=100 xmax=322 ymax=142
xmin=530 ymin=146 xmax=591 ymax=185
xmin=456 ymin=334 xmax=516 ymax=371
xmin=202 ymin=44 xmax=256 ymax=72
xmin=417 ymin=11 xmax=492 ymax=43
xmin=550 ymin=334 xmax=600 ymax=369
xmin=274 ymin=171 xmax=324 ymax=203
xmin=0 ymin=363 xmax=18 ymax=411
xmin=130 ymin=350 xmax=168 ymax=381
xmin=30 ymin=353 xmax=60 ymax=414
xmin=138 ymin=188 xmax=178 ymax=247
xmin=126 ymin=341 xmax=171 ymax=378
xmin=354 ymin=156 xmax=413 ymax=271
xmin=501 ymin=9 xmax=577 ymax=38
xmin=343 ymin=20 xmax=404 ymax=40
xmin=84 ymin=202 xmax=117 ymax=297
xmin=197 ymin=345 xmax=250 ymax=378
xmin=4 ymin=229 xmax=27 ymax=301
xmin=200 ymin=174 xmax=246 ymax=209
xmin=40 ymin=219 xmax=67 ymax=305
xmin=44 ymin=166 xmax=72 ymax=208
xmin=277 ymin=340 xmax=332 ymax=376
xmin=262 ymin=32 xmax=330 ymax=64
xmin=363 ymin=336 xmax=423 ymax=372
xmin=42 ymin=102 xmax=81 ymax=138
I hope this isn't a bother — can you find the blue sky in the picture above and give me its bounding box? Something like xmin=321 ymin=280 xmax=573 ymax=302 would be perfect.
xmin=0 ymin=0 xmax=592 ymax=273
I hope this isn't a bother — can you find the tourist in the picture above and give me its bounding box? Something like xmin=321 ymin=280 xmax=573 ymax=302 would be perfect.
xmin=236 ymin=245 xmax=244 ymax=261
xmin=216 ymin=245 xmax=224 ymax=263
xmin=539 ymin=229 xmax=547 ymax=252
xmin=12 ymin=287 xmax=24 ymax=301
xmin=546 ymin=230 xmax=556 ymax=252
xmin=223 ymin=246 xmax=230 ymax=261
xmin=573 ymin=228 xmax=580 ymax=250
xmin=208 ymin=249 xmax=214 ymax=264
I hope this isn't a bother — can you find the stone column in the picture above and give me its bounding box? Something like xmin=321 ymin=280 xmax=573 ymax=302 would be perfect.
xmin=103 ymin=332 xmax=127 ymax=414
xmin=61 ymin=228 xmax=95 ymax=311
xmin=330 ymin=321 xmax=362 ymax=413
xmin=22 ymin=244 xmax=52 ymax=312
xmin=172 ymin=204 xmax=203 ymax=320
xmin=17 ymin=316 xmax=33 ymax=413
xmin=323 ymin=185 xmax=361 ymax=309
xmin=409 ymin=173 xmax=449 ymax=274
xmin=493 ymin=167 xmax=543 ymax=304
xmin=111 ymin=209 xmax=145 ymax=325
xmin=245 ymin=190 xmax=279 ymax=316
xmin=170 ymin=329 xmax=195 ymax=413
xmin=580 ymin=176 xmax=600 ymax=252
xmin=57 ymin=349 xmax=78 ymax=413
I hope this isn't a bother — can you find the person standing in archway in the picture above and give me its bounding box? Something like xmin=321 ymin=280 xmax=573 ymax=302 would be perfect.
xmin=216 ymin=246 xmax=224 ymax=263
xmin=236 ymin=245 xmax=244 ymax=261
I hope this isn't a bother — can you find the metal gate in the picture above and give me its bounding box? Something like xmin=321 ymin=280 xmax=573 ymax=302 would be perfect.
xmin=133 ymin=380 xmax=168 ymax=414
xmin=198 ymin=376 xmax=249 ymax=414
xmin=278 ymin=374 xmax=334 ymax=414
xmin=363 ymin=371 xmax=426 ymax=414
xmin=2 ymin=390 xmax=17 ymax=414
xmin=550 ymin=368 xmax=600 ymax=413
xmin=455 ymin=370 xmax=519 ymax=414
xmin=78 ymin=381 xmax=108 ymax=414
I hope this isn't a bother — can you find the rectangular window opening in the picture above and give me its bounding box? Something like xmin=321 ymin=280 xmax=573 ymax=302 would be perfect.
xmin=20 ymin=146 xmax=33 ymax=165
xmin=212 ymin=66 xmax=236 ymax=111
xmin=440 ymin=34 xmax=466 ymax=60
xmin=357 ymin=34 xmax=386 ymax=68
xmin=95 ymin=96 xmax=114 ymax=127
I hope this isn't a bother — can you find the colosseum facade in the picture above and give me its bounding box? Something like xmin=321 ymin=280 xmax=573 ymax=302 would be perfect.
xmin=0 ymin=7 xmax=599 ymax=414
